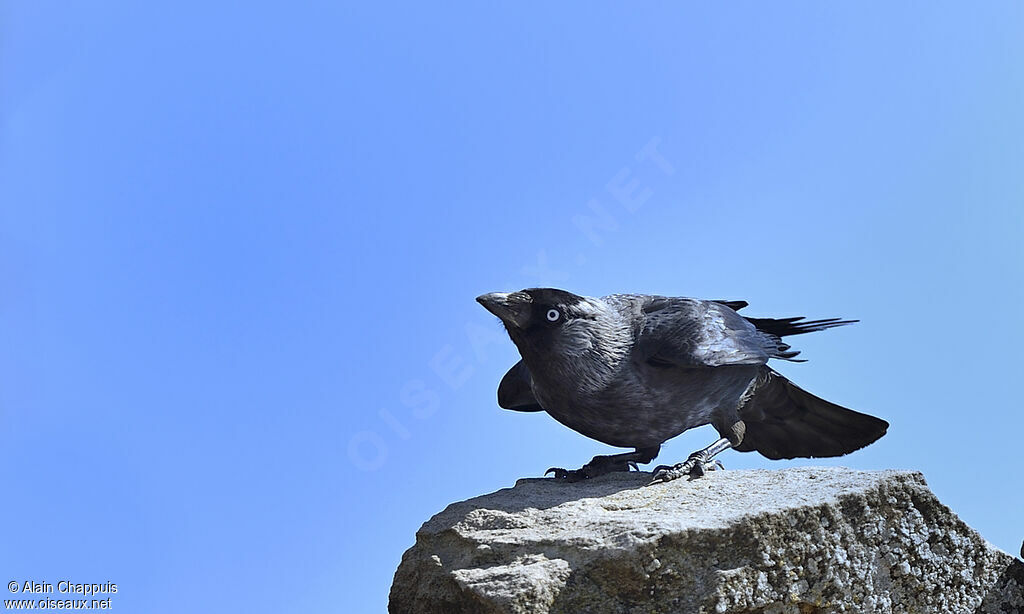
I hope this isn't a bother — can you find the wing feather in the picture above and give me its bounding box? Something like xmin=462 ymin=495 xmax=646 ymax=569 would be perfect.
xmin=497 ymin=360 xmax=544 ymax=412
xmin=634 ymin=298 xmax=772 ymax=368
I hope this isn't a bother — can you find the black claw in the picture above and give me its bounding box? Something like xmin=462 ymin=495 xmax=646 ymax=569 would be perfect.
xmin=684 ymin=459 xmax=725 ymax=481
xmin=649 ymin=459 xmax=701 ymax=484
xmin=650 ymin=464 xmax=682 ymax=483
xmin=649 ymin=444 xmax=729 ymax=485
xmin=546 ymin=467 xmax=587 ymax=481
xmin=546 ymin=453 xmax=649 ymax=482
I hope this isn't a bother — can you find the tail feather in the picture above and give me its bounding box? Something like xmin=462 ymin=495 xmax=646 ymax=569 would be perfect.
xmin=735 ymin=368 xmax=888 ymax=460
xmin=745 ymin=316 xmax=859 ymax=338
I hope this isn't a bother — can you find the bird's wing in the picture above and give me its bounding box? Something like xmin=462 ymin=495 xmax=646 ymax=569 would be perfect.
xmin=497 ymin=360 xmax=544 ymax=412
xmin=634 ymin=297 xmax=775 ymax=368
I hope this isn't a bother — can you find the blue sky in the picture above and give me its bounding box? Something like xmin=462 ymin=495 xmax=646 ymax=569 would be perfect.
xmin=2 ymin=3 xmax=1022 ymax=612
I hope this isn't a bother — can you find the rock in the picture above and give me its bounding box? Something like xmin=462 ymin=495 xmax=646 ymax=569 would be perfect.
xmin=389 ymin=467 xmax=1022 ymax=613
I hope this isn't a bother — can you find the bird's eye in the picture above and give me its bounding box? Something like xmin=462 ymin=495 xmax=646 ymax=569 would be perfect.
xmin=546 ymin=308 xmax=561 ymax=322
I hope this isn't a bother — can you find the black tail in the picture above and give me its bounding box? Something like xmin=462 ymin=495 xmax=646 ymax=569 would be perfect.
xmin=735 ymin=368 xmax=888 ymax=460
xmin=745 ymin=315 xmax=858 ymax=362
xmin=745 ymin=316 xmax=858 ymax=338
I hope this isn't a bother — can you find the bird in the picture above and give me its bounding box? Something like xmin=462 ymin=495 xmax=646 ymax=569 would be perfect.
xmin=476 ymin=288 xmax=888 ymax=483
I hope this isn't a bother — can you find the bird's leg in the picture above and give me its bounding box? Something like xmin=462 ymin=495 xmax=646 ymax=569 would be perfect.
xmin=546 ymin=445 xmax=660 ymax=482
xmin=650 ymin=437 xmax=733 ymax=483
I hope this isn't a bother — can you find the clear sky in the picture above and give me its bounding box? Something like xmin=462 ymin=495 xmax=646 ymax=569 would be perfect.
xmin=2 ymin=3 xmax=1022 ymax=613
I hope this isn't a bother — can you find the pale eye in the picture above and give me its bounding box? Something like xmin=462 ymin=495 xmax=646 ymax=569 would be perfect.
xmin=546 ymin=308 xmax=561 ymax=322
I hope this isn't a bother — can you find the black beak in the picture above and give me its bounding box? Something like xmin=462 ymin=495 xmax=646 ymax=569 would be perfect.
xmin=476 ymin=291 xmax=532 ymax=329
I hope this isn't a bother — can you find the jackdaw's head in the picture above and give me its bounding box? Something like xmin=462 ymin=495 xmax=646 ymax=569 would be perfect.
xmin=476 ymin=288 xmax=621 ymax=362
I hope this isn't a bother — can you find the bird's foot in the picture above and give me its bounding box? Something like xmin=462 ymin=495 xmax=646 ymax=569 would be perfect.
xmin=545 ymin=455 xmax=639 ymax=482
xmin=650 ymin=452 xmax=724 ymax=483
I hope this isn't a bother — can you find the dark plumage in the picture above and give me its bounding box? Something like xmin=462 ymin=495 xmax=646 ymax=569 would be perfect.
xmin=477 ymin=288 xmax=888 ymax=482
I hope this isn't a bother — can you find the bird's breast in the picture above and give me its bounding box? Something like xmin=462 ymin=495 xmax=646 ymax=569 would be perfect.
xmin=533 ymin=363 xmax=759 ymax=449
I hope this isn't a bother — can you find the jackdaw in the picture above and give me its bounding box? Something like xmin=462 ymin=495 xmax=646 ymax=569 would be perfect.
xmin=477 ymin=288 xmax=888 ymax=482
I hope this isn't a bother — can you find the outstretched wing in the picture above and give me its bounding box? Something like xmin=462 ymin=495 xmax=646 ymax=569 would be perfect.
xmin=633 ymin=297 xmax=779 ymax=368
xmin=497 ymin=360 xmax=544 ymax=412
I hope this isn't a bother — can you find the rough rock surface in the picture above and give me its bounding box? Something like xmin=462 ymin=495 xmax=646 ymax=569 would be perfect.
xmin=389 ymin=467 xmax=1022 ymax=613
